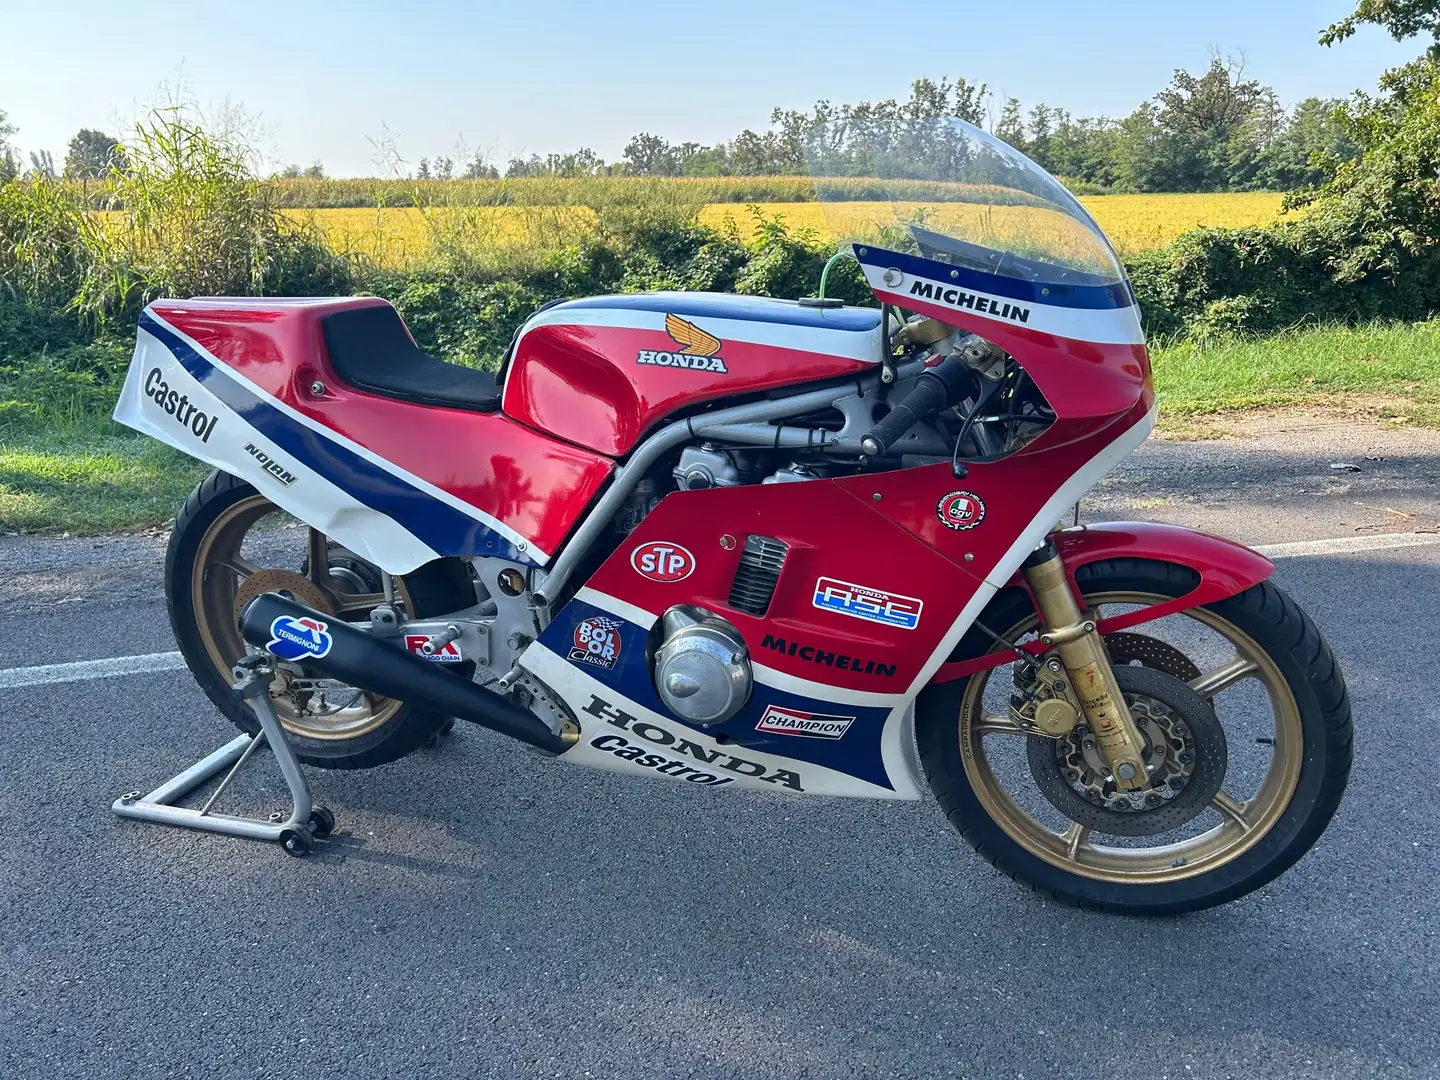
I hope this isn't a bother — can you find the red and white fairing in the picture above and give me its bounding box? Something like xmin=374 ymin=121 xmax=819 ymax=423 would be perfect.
xmin=503 ymin=292 xmax=883 ymax=454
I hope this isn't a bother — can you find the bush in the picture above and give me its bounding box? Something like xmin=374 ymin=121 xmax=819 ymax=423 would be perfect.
xmin=1130 ymin=56 xmax=1440 ymax=339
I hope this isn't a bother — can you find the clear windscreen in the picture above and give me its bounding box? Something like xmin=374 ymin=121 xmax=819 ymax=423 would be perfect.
xmin=804 ymin=116 xmax=1126 ymax=290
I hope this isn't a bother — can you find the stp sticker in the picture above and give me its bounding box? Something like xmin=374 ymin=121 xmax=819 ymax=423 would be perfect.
xmin=404 ymin=634 xmax=463 ymax=663
xmin=631 ymin=541 xmax=695 ymax=582
xmin=755 ymin=705 xmax=855 ymax=740
xmin=266 ymin=615 xmax=333 ymax=662
xmin=937 ymin=490 xmax=986 ymax=531
xmin=569 ymin=616 xmax=623 ymax=670
xmin=813 ymin=576 xmax=923 ymax=631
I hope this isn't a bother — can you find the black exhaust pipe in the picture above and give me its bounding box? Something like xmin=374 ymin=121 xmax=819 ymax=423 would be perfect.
xmin=239 ymin=592 xmax=573 ymax=756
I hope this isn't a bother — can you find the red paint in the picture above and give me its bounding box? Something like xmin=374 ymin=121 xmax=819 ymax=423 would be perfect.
xmin=929 ymin=522 xmax=1275 ymax=683
xmin=150 ymin=298 xmax=613 ymax=559
xmin=585 ymin=481 xmax=988 ymax=693
xmin=505 ymin=310 xmax=876 ymax=456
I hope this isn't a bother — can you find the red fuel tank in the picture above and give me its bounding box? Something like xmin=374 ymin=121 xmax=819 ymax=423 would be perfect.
xmin=501 ymin=293 xmax=883 ymax=456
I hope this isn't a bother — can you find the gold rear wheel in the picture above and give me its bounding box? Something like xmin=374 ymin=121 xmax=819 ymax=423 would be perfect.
xmin=166 ymin=471 xmax=473 ymax=769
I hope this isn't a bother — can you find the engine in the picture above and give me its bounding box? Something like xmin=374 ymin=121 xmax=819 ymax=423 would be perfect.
xmin=652 ymin=606 xmax=752 ymax=725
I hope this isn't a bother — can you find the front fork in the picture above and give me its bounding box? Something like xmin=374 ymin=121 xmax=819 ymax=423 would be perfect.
xmin=1021 ymin=540 xmax=1151 ymax=791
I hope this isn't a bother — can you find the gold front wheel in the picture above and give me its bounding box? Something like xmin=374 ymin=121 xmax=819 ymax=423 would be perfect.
xmin=917 ymin=558 xmax=1352 ymax=914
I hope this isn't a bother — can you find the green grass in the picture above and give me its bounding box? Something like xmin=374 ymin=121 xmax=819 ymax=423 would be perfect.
xmin=1151 ymin=319 xmax=1440 ymax=420
xmin=0 ymin=432 xmax=205 ymax=533
xmin=0 ymin=320 xmax=1437 ymax=535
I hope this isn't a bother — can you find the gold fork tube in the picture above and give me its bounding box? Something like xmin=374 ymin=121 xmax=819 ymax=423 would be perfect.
xmin=1022 ymin=545 xmax=1150 ymax=791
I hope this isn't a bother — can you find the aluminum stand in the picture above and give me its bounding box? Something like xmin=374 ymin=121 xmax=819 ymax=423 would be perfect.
xmin=111 ymin=655 xmax=333 ymax=856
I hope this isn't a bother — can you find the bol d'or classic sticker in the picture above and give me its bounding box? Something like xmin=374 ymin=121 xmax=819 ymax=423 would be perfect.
xmin=937 ymin=490 xmax=986 ymax=531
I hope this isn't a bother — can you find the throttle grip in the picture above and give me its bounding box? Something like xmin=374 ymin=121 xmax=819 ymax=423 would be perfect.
xmin=859 ymin=355 xmax=978 ymax=458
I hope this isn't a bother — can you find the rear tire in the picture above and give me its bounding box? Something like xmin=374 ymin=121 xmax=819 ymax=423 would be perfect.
xmin=917 ymin=557 xmax=1353 ymax=914
xmin=166 ymin=470 xmax=475 ymax=771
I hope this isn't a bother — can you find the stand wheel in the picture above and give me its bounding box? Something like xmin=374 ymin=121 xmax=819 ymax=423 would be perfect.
xmin=280 ymin=826 xmax=314 ymax=857
xmin=308 ymin=807 xmax=335 ymax=838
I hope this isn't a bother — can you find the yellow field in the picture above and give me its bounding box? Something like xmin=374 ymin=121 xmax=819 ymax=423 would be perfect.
xmin=288 ymin=192 xmax=1294 ymax=268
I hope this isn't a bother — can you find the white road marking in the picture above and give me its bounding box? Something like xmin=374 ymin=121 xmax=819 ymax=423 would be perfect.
xmin=1 ymin=532 xmax=1439 ymax=689
xmin=0 ymin=651 xmax=185 ymax=689
xmin=1256 ymin=532 xmax=1440 ymax=558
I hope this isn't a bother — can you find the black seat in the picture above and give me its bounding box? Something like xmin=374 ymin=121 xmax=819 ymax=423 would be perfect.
xmin=321 ymin=303 xmax=501 ymax=412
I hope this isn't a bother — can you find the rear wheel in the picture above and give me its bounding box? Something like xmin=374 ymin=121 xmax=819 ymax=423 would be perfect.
xmin=166 ymin=470 xmax=475 ymax=770
xmin=916 ymin=557 xmax=1353 ymax=914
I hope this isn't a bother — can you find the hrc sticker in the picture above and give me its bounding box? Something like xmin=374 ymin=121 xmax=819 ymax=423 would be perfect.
xmin=569 ymin=616 xmax=623 ymax=670
xmin=631 ymin=541 xmax=695 ymax=582
xmin=937 ymin=490 xmax=986 ymax=531
xmin=266 ymin=615 xmax=333 ymax=662
xmin=404 ymin=634 xmax=463 ymax=663
xmin=812 ymin=576 xmax=923 ymax=631
xmin=755 ymin=705 xmax=855 ymax=740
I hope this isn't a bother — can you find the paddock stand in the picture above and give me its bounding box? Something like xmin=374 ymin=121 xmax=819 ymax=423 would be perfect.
xmin=111 ymin=653 xmax=334 ymax=857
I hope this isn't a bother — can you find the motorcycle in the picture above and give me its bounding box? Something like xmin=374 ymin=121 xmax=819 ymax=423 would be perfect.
xmin=114 ymin=116 xmax=1351 ymax=913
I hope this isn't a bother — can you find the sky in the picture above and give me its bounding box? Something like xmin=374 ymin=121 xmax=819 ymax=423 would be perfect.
xmin=0 ymin=0 xmax=1418 ymax=176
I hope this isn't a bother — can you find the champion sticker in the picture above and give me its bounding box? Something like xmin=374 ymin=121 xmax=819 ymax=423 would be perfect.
xmin=569 ymin=616 xmax=623 ymax=670
xmin=266 ymin=615 xmax=333 ymax=662
xmin=755 ymin=705 xmax=855 ymax=740
xmin=937 ymin=490 xmax=986 ymax=531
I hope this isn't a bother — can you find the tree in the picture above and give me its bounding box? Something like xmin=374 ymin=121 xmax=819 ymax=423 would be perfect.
xmin=623 ymin=132 xmax=679 ymax=175
xmin=461 ymin=151 xmax=499 ymax=179
xmin=0 ymin=109 xmax=18 ymax=183
xmin=416 ymin=157 xmax=431 ymax=180
xmin=1258 ymin=98 xmax=1358 ymax=189
xmin=302 ymin=161 xmax=325 ymax=178
xmin=63 ymin=128 xmax=127 ymax=179
xmin=1323 ymin=0 xmax=1440 ymax=55
xmin=434 ymin=156 xmax=454 ymax=180
xmin=1152 ymin=55 xmax=1273 ymax=189
xmin=994 ymin=97 xmax=1026 ymax=150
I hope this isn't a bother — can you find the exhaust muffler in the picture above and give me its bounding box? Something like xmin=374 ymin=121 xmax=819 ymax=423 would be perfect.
xmin=238 ymin=592 xmax=574 ymax=755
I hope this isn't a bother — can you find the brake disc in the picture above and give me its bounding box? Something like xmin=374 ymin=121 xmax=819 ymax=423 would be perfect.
xmin=1105 ymin=631 xmax=1201 ymax=684
xmin=1026 ymin=664 xmax=1228 ymax=838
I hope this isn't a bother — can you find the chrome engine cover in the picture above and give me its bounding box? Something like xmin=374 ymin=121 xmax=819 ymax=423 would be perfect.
xmin=654 ymin=606 xmax=751 ymax=726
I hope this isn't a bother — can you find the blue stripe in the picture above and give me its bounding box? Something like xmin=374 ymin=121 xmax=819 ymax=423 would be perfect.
xmin=854 ymin=245 xmax=1134 ymax=310
xmin=140 ymin=312 xmax=537 ymax=566
xmin=542 ymin=598 xmax=896 ymax=790
xmin=551 ymin=292 xmax=883 ymax=332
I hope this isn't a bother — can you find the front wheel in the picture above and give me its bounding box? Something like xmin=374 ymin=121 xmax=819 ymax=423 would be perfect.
xmin=916 ymin=557 xmax=1352 ymax=914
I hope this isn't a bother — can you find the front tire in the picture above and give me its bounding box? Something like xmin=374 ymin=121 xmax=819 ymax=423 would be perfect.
xmin=917 ymin=557 xmax=1353 ymax=914
xmin=166 ymin=470 xmax=475 ymax=770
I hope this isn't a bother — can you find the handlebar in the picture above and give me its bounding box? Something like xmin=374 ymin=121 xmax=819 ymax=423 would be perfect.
xmin=859 ymin=355 xmax=979 ymax=458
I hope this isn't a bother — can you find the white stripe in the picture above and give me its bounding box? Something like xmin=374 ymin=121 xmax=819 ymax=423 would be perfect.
xmin=0 ymin=651 xmax=185 ymax=690
xmin=866 ymin=265 xmax=1147 ymax=347
xmin=116 ymin=331 xmax=444 ymax=574
xmin=571 ymin=587 xmax=899 ymax=706
xmin=1256 ymin=532 xmax=1440 ymax=559
xmin=146 ymin=309 xmax=551 ymax=564
xmin=574 ymin=587 xmax=659 ymax=630
xmin=750 ymin=661 xmax=903 ymax=709
xmin=986 ymin=403 xmax=1158 ymax=589
xmin=514 ymin=296 xmax=884 ymax=363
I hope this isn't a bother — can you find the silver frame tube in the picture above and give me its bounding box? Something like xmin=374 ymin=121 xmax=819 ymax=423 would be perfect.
xmin=533 ymin=360 xmax=924 ymax=606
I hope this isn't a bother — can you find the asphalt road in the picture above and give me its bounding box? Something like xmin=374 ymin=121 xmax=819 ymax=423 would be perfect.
xmin=2 ymin=415 xmax=1438 ymax=1080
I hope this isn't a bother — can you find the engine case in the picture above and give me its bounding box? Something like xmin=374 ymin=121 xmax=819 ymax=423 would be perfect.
xmin=653 ymin=606 xmax=752 ymax=726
